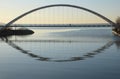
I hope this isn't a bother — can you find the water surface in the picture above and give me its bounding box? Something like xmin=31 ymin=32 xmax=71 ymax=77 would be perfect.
xmin=0 ymin=27 xmax=120 ymax=79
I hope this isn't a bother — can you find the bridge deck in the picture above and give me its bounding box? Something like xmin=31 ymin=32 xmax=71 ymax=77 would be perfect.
xmin=0 ymin=24 xmax=112 ymax=27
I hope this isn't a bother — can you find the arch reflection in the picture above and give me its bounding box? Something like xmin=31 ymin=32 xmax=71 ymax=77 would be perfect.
xmin=1 ymin=36 xmax=115 ymax=62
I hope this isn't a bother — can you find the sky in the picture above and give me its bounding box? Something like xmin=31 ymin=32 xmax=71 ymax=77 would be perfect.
xmin=0 ymin=0 xmax=120 ymax=24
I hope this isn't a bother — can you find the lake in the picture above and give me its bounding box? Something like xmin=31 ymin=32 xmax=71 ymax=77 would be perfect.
xmin=0 ymin=27 xmax=120 ymax=79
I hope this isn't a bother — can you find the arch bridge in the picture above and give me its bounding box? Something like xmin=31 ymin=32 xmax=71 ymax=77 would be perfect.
xmin=0 ymin=4 xmax=116 ymax=33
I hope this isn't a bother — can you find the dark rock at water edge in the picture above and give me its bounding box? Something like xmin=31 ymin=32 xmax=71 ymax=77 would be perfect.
xmin=0 ymin=29 xmax=34 ymax=37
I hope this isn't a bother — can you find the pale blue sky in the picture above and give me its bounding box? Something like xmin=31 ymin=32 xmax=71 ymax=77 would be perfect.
xmin=0 ymin=0 xmax=120 ymax=23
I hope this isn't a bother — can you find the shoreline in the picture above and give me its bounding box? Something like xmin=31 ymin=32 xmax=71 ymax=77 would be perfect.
xmin=112 ymin=30 xmax=120 ymax=37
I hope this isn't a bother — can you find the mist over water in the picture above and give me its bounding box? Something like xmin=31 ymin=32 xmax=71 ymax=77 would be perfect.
xmin=0 ymin=26 xmax=120 ymax=79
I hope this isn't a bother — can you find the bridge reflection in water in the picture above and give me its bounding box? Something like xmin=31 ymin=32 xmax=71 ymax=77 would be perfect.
xmin=1 ymin=36 xmax=117 ymax=62
xmin=1 ymin=25 xmax=119 ymax=62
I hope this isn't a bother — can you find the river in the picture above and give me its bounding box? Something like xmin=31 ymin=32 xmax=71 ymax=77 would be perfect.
xmin=0 ymin=27 xmax=120 ymax=79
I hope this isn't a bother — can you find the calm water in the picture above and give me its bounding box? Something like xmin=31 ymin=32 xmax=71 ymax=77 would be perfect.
xmin=0 ymin=27 xmax=120 ymax=79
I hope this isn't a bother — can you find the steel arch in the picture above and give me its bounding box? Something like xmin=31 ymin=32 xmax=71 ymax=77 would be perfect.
xmin=0 ymin=4 xmax=116 ymax=32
